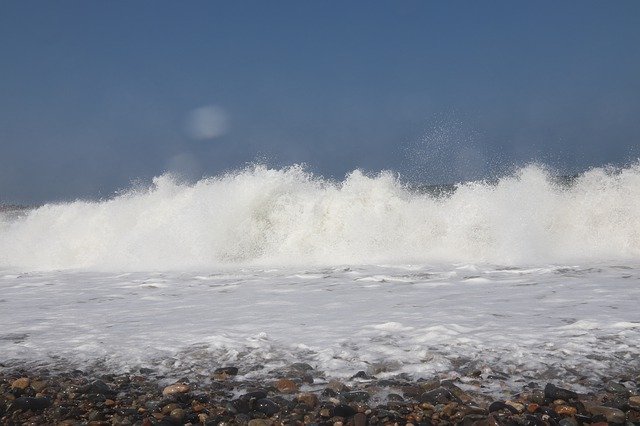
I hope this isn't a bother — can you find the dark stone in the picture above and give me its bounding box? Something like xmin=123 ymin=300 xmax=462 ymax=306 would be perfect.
xmin=235 ymin=413 xmax=251 ymax=424
xmin=322 ymin=388 xmax=338 ymax=397
xmin=523 ymin=414 xmax=547 ymax=426
xmin=605 ymin=381 xmax=630 ymax=396
xmin=10 ymin=397 xmax=52 ymax=412
xmin=333 ymin=404 xmax=357 ymax=418
xmin=242 ymin=390 xmax=268 ymax=401
xmin=289 ymin=362 xmax=314 ymax=372
xmin=387 ymin=393 xmax=404 ymax=402
xmin=351 ymin=371 xmax=370 ymax=379
xmin=345 ymin=391 xmax=370 ymax=402
xmin=535 ymin=405 xmax=561 ymax=422
xmin=420 ymin=387 xmax=459 ymax=404
xmin=354 ymin=412 xmax=367 ymax=426
xmin=462 ymin=414 xmax=490 ymax=426
xmin=214 ymin=366 xmax=239 ymax=376
xmin=603 ymin=394 xmax=629 ymax=411
xmin=255 ymin=398 xmax=280 ymax=416
xmin=488 ymin=401 xmax=518 ymax=414
xmin=82 ymin=379 xmax=116 ymax=396
xmin=544 ymin=383 xmax=577 ymax=401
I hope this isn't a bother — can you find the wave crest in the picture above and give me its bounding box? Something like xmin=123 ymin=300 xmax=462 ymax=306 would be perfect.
xmin=2 ymin=163 xmax=640 ymax=270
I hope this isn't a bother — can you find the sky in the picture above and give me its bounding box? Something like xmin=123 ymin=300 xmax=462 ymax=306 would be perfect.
xmin=1 ymin=1 xmax=639 ymax=204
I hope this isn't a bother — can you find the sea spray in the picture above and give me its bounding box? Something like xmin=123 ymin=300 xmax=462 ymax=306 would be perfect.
xmin=1 ymin=163 xmax=640 ymax=270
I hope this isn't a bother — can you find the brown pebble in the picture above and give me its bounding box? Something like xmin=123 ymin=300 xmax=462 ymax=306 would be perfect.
xmin=555 ymin=405 xmax=577 ymax=416
xmin=275 ymin=378 xmax=298 ymax=393
xmin=31 ymin=380 xmax=47 ymax=392
xmin=527 ymin=403 xmax=539 ymax=413
xmin=297 ymin=392 xmax=318 ymax=408
xmin=354 ymin=412 xmax=367 ymax=426
xmin=11 ymin=377 xmax=30 ymax=389
xmin=170 ymin=408 xmax=185 ymax=422
xmin=162 ymin=382 xmax=190 ymax=396
xmin=104 ymin=399 xmax=115 ymax=407
xmin=630 ymin=395 xmax=640 ymax=408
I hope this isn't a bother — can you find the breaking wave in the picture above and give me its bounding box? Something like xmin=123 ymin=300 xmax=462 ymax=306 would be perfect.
xmin=1 ymin=163 xmax=640 ymax=270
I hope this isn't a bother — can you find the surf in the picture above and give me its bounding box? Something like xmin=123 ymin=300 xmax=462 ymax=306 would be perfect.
xmin=1 ymin=163 xmax=640 ymax=271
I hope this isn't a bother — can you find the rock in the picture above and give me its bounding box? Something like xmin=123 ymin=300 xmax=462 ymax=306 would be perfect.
xmin=554 ymin=405 xmax=577 ymax=416
xmin=213 ymin=366 xmax=239 ymax=380
xmin=603 ymin=394 xmax=629 ymax=410
xmin=275 ymin=378 xmax=298 ymax=393
xmin=162 ymin=383 xmax=190 ymax=396
xmin=505 ymin=400 xmax=525 ymax=413
xmin=11 ymin=377 xmax=30 ymax=390
xmin=333 ymin=404 xmax=356 ymax=417
xmin=290 ymin=362 xmax=314 ymax=372
xmin=586 ymin=404 xmax=626 ymax=424
xmin=531 ymin=389 xmax=545 ymax=404
xmin=351 ymin=371 xmax=370 ymax=379
xmin=527 ymin=403 xmax=539 ymax=413
xmin=170 ymin=408 xmax=185 ymax=422
xmin=420 ymin=387 xmax=458 ymax=404
xmin=242 ymin=390 xmax=268 ymax=401
xmin=248 ymin=420 xmax=273 ymax=426
xmin=297 ymin=392 xmax=318 ymax=408
xmin=345 ymin=391 xmax=370 ymax=402
xmin=354 ymin=412 xmax=367 ymax=426
xmin=327 ymin=380 xmax=348 ymax=392
xmin=10 ymin=396 xmax=52 ymax=412
xmin=558 ymin=418 xmax=578 ymax=426
xmin=544 ymin=383 xmax=578 ymax=401
xmin=605 ymin=381 xmax=629 ymax=395
xmin=488 ymin=401 xmax=518 ymax=413
xmin=30 ymin=380 xmax=47 ymax=392
xmin=82 ymin=379 xmax=115 ymax=395
xmin=255 ymin=398 xmax=280 ymax=416
xmin=629 ymin=395 xmax=640 ymax=408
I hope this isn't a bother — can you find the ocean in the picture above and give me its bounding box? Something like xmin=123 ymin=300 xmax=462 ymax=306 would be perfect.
xmin=1 ymin=163 xmax=639 ymax=396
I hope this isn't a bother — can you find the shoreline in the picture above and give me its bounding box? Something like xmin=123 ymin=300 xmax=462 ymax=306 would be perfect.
xmin=1 ymin=364 xmax=639 ymax=425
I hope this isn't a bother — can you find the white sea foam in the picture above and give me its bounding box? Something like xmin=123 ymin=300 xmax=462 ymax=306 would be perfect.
xmin=1 ymin=163 xmax=640 ymax=271
xmin=0 ymin=264 xmax=638 ymax=394
xmin=1 ymin=164 xmax=639 ymax=392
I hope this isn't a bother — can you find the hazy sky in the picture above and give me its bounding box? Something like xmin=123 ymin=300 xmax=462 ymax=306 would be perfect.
xmin=1 ymin=1 xmax=639 ymax=204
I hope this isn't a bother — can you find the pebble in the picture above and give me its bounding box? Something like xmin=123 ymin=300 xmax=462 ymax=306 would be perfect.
xmin=248 ymin=419 xmax=273 ymax=426
xmin=554 ymin=404 xmax=578 ymax=416
xmin=297 ymin=392 xmax=319 ymax=408
xmin=605 ymin=381 xmax=630 ymax=395
xmin=420 ymin=387 xmax=457 ymax=404
xmin=161 ymin=382 xmax=190 ymax=396
xmin=275 ymin=378 xmax=298 ymax=393
xmin=10 ymin=396 xmax=52 ymax=412
xmin=213 ymin=366 xmax=239 ymax=380
xmin=544 ymin=383 xmax=578 ymax=401
xmin=11 ymin=377 xmax=30 ymax=390
xmin=1 ymin=370 xmax=639 ymax=426
xmin=586 ymin=404 xmax=626 ymax=423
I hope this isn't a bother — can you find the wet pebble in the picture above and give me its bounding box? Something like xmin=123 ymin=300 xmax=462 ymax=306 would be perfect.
xmin=162 ymin=383 xmax=190 ymax=396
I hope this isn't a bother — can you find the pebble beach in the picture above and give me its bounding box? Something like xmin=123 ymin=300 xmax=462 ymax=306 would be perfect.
xmin=2 ymin=363 xmax=640 ymax=425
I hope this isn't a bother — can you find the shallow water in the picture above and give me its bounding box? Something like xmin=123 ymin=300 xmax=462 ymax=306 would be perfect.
xmin=1 ymin=263 xmax=638 ymax=393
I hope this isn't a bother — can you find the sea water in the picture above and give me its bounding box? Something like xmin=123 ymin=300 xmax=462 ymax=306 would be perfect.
xmin=1 ymin=164 xmax=639 ymax=392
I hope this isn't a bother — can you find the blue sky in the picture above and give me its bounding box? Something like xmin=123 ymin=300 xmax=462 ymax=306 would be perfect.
xmin=1 ymin=1 xmax=639 ymax=204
